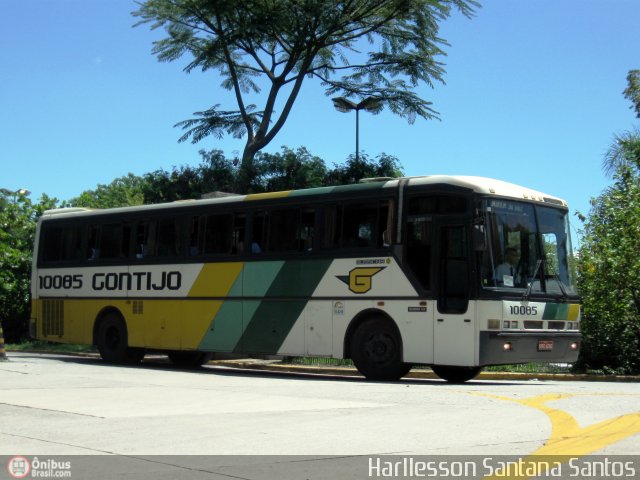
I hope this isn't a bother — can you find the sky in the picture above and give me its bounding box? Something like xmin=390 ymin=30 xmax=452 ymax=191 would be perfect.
xmin=2 ymin=0 xmax=639 ymax=244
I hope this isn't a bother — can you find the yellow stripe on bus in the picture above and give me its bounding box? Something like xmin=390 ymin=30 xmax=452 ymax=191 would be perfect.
xmin=183 ymin=262 xmax=244 ymax=349
xmin=567 ymin=304 xmax=580 ymax=321
xmin=188 ymin=262 xmax=243 ymax=297
xmin=245 ymin=191 xmax=291 ymax=201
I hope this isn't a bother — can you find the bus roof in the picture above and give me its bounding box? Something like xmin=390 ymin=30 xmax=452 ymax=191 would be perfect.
xmin=41 ymin=175 xmax=567 ymax=220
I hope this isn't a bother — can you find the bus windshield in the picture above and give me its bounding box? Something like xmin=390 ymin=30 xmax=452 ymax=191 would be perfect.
xmin=480 ymin=199 xmax=577 ymax=297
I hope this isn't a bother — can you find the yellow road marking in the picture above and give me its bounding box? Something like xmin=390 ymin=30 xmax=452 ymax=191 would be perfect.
xmin=473 ymin=393 xmax=640 ymax=479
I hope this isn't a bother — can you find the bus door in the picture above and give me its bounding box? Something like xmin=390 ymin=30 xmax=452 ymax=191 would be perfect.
xmin=433 ymin=222 xmax=475 ymax=366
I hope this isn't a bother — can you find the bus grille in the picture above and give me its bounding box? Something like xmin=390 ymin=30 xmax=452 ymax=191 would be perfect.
xmin=43 ymin=300 xmax=64 ymax=337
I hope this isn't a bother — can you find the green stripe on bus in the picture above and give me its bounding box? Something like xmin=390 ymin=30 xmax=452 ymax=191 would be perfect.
xmin=288 ymin=186 xmax=335 ymax=197
xmin=235 ymin=259 xmax=332 ymax=354
xmin=542 ymin=303 xmax=570 ymax=320
xmin=542 ymin=304 xmax=558 ymax=320
xmin=198 ymin=261 xmax=284 ymax=352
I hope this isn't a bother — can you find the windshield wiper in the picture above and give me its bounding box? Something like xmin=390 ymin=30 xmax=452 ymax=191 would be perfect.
xmin=523 ymin=259 xmax=543 ymax=301
xmin=553 ymin=273 xmax=569 ymax=302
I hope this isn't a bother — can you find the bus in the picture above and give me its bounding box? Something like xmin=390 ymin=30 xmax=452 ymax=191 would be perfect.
xmin=30 ymin=175 xmax=581 ymax=383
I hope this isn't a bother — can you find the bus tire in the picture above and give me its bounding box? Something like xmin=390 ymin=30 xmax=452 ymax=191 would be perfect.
xmin=96 ymin=313 xmax=145 ymax=364
xmin=432 ymin=365 xmax=482 ymax=383
xmin=350 ymin=317 xmax=412 ymax=381
xmin=167 ymin=351 xmax=213 ymax=368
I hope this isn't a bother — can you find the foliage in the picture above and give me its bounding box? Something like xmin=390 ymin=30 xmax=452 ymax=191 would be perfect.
xmin=577 ymin=165 xmax=640 ymax=374
xmin=602 ymin=128 xmax=640 ymax=178
xmin=133 ymin=0 xmax=477 ymax=191
xmin=577 ymin=71 xmax=640 ymax=374
xmin=624 ymin=70 xmax=640 ymax=119
xmin=253 ymin=146 xmax=327 ymax=192
xmin=67 ymin=146 xmax=403 ymax=207
xmin=65 ymin=173 xmax=146 ymax=208
xmin=0 ymin=190 xmax=57 ymax=342
xmin=327 ymin=152 xmax=404 ymax=184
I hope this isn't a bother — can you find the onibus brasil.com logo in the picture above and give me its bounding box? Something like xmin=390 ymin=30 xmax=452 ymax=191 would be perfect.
xmin=7 ymin=456 xmax=72 ymax=478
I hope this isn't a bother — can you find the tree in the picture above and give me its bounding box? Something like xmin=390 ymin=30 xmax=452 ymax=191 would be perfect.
xmin=577 ymin=70 xmax=640 ymax=374
xmin=254 ymin=146 xmax=328 ymax=191
xmin=67 ymin=147 xmax=404 ymax=208
xmin=577 ymin=166 xmax=640 ymax=374
xmin=133 ymin=0 xmax=477 ymax=191
xmin=603 ymin=70 xmax=640 ymax=176
xmin=66 ymin=173 xmax=146 ymax=208
xmin=0 ymin=190 xmax=57 ymax=342
xmin=624 ymin=69 xmax=640 ymax=119
xmin=327 ymin=151 xmax=403 ymax=184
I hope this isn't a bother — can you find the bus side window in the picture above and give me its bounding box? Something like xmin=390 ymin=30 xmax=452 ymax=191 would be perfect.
xmin=343 ymin=203 xmax=377 ymax=248
xmin=203 ymin=214 xmax=233 ymax=255
xmin=85 ymin=225 xmax=97 ymax=260
xmin=41 ymin=224 xmax=84 ymax=263
xmin=268 ymin=208 xmax=301 ymax=252
xmin=156 ymin=217 xmax=187 ymax=258
xmin=231 ymin=213 xmax=246 ymax=254
xmin=102 ymin=223 xmax=130 ymax=259
xmin=250 ymin=211 xmax=266 ymax=254
xmin=135 ymin=221 xmax=156 ymax=259
xmin=300 ymin=208 xmax=315 ymax=251
xmin=321 ymin=205 xmax=342 ymax=249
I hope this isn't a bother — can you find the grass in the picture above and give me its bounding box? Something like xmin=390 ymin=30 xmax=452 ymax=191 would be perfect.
xmin=288 ymin=357 xmax=575 ymax=374
xmin=6 ymin=340 xmax=96 ymax=354
xmin=288 ymin=356 xmax=355 ymax=367
xmin=484 ymin=363 xmax=574 ymax=374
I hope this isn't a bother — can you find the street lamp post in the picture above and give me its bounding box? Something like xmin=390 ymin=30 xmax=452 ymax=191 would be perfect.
xmin=332 ymin=97 xmax=382 ymax=163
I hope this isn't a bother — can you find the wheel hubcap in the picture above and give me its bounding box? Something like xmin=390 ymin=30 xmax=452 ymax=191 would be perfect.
xmin=365 ymin=332 xmax=395 ymax=365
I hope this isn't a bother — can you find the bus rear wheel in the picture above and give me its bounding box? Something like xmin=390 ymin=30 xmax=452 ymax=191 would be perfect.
xmin=350 ymin=317 xmax=412 ymax=381
xmin=431 ymin=365 xmax=482 ymax=383
xmin=96 ymin=313 xmax=145 ymax=364
xmin=167 ymin=351 xmax=213 ymax=368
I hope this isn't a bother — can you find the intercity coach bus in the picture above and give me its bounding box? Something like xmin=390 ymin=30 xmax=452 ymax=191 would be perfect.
xmin=30 ymin=176 xmax=581 ymax=382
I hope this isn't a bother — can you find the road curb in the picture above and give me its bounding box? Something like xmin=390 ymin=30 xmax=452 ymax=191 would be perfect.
xmin=210 ymin=359 xmax=640 ymax=383
xmin=7 ymin=350 xmax=640 ymax=382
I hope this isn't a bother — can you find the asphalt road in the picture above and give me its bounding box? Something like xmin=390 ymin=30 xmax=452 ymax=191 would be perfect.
xmin=1 ymin=352 xmax=638 ymax=479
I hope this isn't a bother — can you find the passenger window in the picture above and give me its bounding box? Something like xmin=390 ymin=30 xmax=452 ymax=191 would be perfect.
xmin=135 ymin=221 xmax=156 ymax=259
xmin=203 ymin=214 xmax=233 ymax=255
xmin=41 ymin=225 xmax=84 ymax=263
xmin=268 ymin=209 xmax=300 ymax=252
xmin=99 ymin=223 xmax=130 ymax=259
xmin=250 ymin=212 xmax=266 ymax=254
xmin=321 ymin=201 xmax=391 ymax=250
xmin=232 ymin=214 xmax=246 ymax=254
xmin=156 ymin=218 xmax=186 ymax=258
xmin=321 ymin=205 xmax=342 ymax=249
xmin=300 ymin=208 xmax=315 ymax=251
xmin=343 ymin=203 xmax=377 ymax=248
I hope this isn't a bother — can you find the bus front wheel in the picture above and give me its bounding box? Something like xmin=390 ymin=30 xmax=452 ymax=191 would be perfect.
xmin=96 ymin=313 xmax=145 ymax=364
xmin=350 ymin=317 xmax=412 ymax=381
xmin=431 ymin=365 xmax=482 ymax=383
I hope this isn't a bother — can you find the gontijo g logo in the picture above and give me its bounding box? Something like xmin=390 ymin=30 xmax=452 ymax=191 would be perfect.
xmin=337 ymin=267 xmax=385 ymax=294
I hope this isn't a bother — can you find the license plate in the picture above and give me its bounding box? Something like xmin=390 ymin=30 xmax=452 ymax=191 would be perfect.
xmin=538 ymin=340 xmax=554 ymax=351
